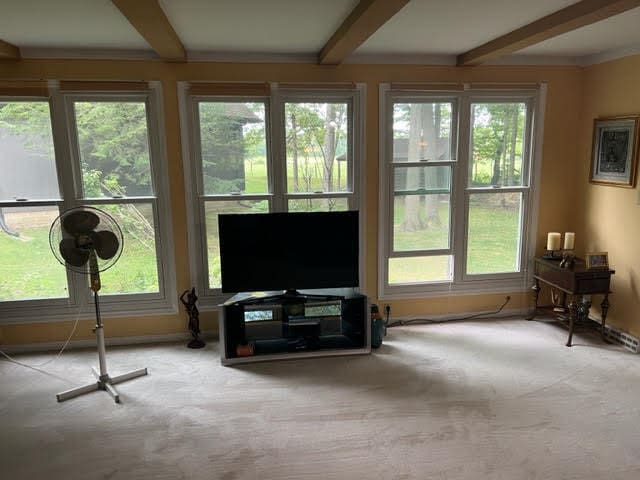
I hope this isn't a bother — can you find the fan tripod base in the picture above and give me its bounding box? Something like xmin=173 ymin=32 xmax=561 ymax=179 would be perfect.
xmin=57 ymin=366 xmax=148 ymax=403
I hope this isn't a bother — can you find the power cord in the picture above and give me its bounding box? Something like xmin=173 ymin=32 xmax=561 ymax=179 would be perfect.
xmin=0 ymin=307 xmax=84 ymax=384
xmin=386 ymin=295 xmax=511 ymax=328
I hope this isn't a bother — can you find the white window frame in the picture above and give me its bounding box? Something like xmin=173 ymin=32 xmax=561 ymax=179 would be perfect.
xmin=378 ymin=83 xmax=546 ymax=299
xmin=179 ymin=83 xmax=365 ymax=309
xmin=0 ymin=81 xmax=176 ymax=323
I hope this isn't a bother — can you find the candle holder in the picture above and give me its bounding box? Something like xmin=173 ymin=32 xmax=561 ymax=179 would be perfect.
xmin=543 ymin=249 xmax=563 ymax=260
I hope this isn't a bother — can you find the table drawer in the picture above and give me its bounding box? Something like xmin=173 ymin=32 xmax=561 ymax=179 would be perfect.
xmin=575 ymin=277 xmax=611 ymax=294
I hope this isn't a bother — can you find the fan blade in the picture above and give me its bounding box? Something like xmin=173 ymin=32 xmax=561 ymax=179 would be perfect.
xmin=62 ymin=210 xmax=100 ymax=235
xmin=92 ymin=230 xmax=120 ymax=260
xmin=59 ymin=238 xmax=90 ymax=267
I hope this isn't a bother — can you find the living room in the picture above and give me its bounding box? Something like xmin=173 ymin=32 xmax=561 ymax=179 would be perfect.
xmin=1 ymin=1 xmax=640 ymax=479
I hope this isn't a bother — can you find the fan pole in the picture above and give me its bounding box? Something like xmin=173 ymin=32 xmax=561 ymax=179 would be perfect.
xmin=56 ymin=266 xmax=148 ymax=403
xmin=94 ymin=291 xmax=108 ymax=380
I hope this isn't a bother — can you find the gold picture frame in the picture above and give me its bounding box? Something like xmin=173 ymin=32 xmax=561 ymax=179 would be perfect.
xmin=585 ymin=252 xmax=609 ymax=269
xmin=590 ymin=116 xmax=640 ymax=187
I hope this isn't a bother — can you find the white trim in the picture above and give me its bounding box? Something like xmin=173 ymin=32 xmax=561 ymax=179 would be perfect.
xmin=379 ymin=279 xmax=531 ymax=301
xmin=355 ymin=83 xmax=367 ymax=294
xmin=523 ymin=83 xmax=547 ymax=290
xmin=0 ymin=82 xmax=178 ymax=323
xmin=177 ymin=82 xmax=202 ymax=295
xmin=378 ymin=86 xmax=544 ymax=299
xmin=147 ymin=81 xmax=178 ymax=314
xmin=378 ymin=83 xmax=391 ymax=300
xmin=180 ymin=84 xmax=366 ymax=306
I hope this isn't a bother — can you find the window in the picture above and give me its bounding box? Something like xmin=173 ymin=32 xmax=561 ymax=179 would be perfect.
xmin=0 ymin=83 xmax=175 ymax=320
xmin=180 ymin=84 xmax=363 ymax=306
xmin=379 ymin=85 xmax=545 ymax=297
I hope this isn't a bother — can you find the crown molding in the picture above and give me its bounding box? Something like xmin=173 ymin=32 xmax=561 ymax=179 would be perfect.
xmin=345 ymin=53 xmax=456 ymax=65
xmin=19 ymin=47 xmax=157 ymax=60
xmin=186 ymin=50 xmax=317 ymax=63
xmin=13 ymin=46 xmax=640 ymax=67
xmin=485 ymin=54 xmax=580 ymax=66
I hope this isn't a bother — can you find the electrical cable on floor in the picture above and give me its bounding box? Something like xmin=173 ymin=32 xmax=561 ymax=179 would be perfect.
xmin=0 ymin=306 xmax=84 ymax=383
xmin=386 ymin=295 xmax=511 ymax=328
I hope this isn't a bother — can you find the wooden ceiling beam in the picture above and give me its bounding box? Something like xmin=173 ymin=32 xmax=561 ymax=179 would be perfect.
xmin=0 ymin=39 xmax=20 ymax=60
xmin=319 ymin=0 xmax=410 ymax=65
xmin=111 ymin=0 xmax=185 ymax=61
xmin=457 ymin=0 xmax=640 ymax=66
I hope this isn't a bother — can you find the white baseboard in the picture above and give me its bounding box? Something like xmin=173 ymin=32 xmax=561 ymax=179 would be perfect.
xmin=0 ymin=330 xmax=219 ymax=355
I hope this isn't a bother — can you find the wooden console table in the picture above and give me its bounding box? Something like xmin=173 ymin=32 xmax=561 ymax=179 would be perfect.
xmin=528 ymin=257 xmax=614 ymax=347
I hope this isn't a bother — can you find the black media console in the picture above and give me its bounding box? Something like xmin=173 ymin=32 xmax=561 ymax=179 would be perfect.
xmin=219 ymin=289 xmax=370 ymax=365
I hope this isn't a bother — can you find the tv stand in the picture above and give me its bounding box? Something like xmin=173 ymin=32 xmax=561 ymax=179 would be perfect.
xmin=219 ymin=289 xmax=370 ymax=365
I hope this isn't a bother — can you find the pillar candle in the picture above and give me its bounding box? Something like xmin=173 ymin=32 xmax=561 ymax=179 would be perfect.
xmin=546 ymin=232 xmax=561 ymax=251
xmin=563 ymin=232 xmax=575 ymax=250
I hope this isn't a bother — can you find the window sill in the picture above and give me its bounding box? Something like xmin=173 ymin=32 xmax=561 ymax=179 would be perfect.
xmin=379 ymin=276 xmax=532 ymax=300
xmin=0 ymin=296 xmax=178 ymax=325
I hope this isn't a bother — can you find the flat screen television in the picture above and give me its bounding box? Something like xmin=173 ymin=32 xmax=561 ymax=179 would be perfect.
xmin=218 ymin=211 xmax=359 ymax=294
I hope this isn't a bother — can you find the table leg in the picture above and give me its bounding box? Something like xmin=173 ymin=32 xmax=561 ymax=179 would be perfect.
xmin=527 ymin=279 xmax=540 ymax=320
xmin=600 ymin=294 xmax=610 ymax=340
xmin=566 ymin=300 xmax=578 ymax=347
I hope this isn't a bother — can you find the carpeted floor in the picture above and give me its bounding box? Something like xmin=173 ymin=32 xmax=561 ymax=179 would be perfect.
xmin=2 ymin=318 xmax=640 ymax=480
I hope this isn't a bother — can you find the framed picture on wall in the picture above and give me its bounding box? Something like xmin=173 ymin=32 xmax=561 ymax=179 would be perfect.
xmin=590 ymin=116 xmax=640 ymax=187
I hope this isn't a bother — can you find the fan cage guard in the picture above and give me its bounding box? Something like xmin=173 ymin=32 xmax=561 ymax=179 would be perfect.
xmin=49 ymin=205 xmax=124 ymax=274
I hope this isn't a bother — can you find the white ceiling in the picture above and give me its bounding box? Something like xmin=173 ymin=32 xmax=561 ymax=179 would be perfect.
xmin=1 ymin=0 xmax=640 ymax=65
xmin=0 ymin=0 xmax=148 ymax=50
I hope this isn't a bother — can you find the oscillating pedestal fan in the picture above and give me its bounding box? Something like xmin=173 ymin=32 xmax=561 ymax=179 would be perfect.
xmin=50 ymin=206 xmax=147 ymax=403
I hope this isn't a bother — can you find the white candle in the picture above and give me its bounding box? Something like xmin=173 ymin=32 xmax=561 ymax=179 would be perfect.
xmin=563 ymin=232 xmax=575 ymax=250
xmin=547 ymin=232 xmax=561 ymax=251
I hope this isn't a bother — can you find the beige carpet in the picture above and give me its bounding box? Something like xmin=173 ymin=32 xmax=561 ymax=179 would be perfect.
xmin=2 ymin=318 xmax=640 ymax=480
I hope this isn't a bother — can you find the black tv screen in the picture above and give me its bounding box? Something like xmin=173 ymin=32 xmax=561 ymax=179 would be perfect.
xmin=218 ymin=211 xmax=359 ymax=293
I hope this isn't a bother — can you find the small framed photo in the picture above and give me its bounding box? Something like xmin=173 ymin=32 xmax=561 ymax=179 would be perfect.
xmin=585 ymin=252 xmax=609 ymax=269
xmin=590 ymin=116 xmax=639 ymax=187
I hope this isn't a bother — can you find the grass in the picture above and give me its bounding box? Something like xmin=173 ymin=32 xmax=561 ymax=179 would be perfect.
xmin=0 ymin=208 xmax=158 ymax=301
xmin=0 ymin=158 xmax=521 ymax=298
xmin=389 ymin=199 xmax=520 ymax=284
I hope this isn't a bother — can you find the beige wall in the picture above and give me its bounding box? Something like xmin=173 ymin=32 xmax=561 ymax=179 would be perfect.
xmin=0 ymin=60 xmax=584 ymax=345
xmin=575 ymin=54 xmax=640 ymax=338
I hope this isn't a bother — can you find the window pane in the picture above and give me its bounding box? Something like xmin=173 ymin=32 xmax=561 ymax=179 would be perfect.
xmin=199 ymin=102 xmax=267 ymax=195
xmin=0 ymin=101 xmax=59 ymax=200
xmin=470 ymin=103 xmax=527 ymax=187
xmin=205 ymin=200 xmax=269 ymax=289
xmin=389 ymin=256 xmax=452 ymax=284
xmin=393 ymin=166 xmax=450 ymax=251
xmin=0 ymin=206 xmax=68 ymax=300
xmin=467 ymin=193 xmax=522 ymax=274
xmin=285 ymin=102 xmax=349 ymax=193
xmin=97 ymin=203 xmax=159 ymax=295
xmin=393 ymin=102 xmax=453 ymax=163
xmin=74 ymin=101 xmax=153 ymax=198
xmin=288 ymin=197 xmax=349 ymax=212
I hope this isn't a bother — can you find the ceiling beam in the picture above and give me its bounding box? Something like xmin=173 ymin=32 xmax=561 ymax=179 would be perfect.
xmin=457 ymin=0 xmax=640 ymax=66
xmin=111 ymin=0 xmax=185 ymax=61
xmin=319 ymin=0 xmax=410 ymax=65
xmin=0 ymin=39 xmax=20 ymax=60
